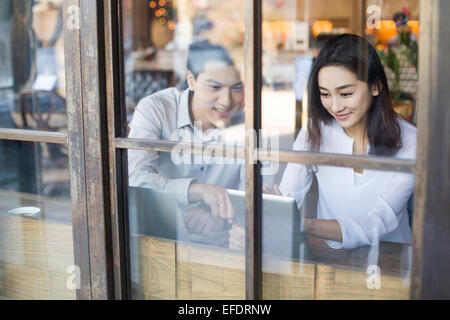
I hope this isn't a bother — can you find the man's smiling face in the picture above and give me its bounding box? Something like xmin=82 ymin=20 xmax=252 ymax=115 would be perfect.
xmin=188 ymin=61 xmax=244 ymax=131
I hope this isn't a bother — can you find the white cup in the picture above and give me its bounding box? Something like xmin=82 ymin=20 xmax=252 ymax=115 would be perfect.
xmin=8 ymin=207 xmax=41 ymax=217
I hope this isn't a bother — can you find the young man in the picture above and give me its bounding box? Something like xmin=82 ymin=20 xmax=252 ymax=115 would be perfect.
xmin=128 ymin=42 xmax=255 ymax=246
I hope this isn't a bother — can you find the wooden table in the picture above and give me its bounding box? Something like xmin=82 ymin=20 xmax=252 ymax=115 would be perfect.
xmin=0 ymin=190 xmax=411 ymax=300
xmin=0 ymin=191 xmax=74 ymax=300
xmin=133 ymin=234 xmax=411 ymax=300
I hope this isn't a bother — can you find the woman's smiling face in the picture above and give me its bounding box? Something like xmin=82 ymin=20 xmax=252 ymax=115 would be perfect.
xmin=318 ymin=65 xmax=379 ymax=130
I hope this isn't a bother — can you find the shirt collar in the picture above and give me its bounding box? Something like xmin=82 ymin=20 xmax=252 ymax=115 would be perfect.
xmin=331 ymin=119 xmax=371 ymax=154
xmin=177 ymin=89 xmax=193 ymax=129
xmin=332 ymin=119 xmax=354 ymax=142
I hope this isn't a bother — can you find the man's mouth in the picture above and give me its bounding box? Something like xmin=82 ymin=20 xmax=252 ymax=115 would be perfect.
xmin=213 ymin=107 xmax=233 ymax=118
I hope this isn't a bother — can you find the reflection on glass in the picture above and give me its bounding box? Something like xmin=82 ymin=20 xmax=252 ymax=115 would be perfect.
xmin=0 ymin=0 xmax=66 ymax=132
xmin=0 ymin=139 xmax=73 ymax=300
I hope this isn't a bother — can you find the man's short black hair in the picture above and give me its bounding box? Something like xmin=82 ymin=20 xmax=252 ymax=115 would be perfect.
xmin=186 ymin=41 xmax=234 ymax=78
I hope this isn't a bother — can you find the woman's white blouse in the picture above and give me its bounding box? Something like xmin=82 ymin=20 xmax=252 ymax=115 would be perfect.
xmin=279 ymin=118 xmax=417 ymax=249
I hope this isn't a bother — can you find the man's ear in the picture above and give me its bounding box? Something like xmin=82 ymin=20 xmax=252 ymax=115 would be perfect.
xmin=186 ymin=71 xmax=196 ymax=91
xmin=372 ymin=79 xmax=383 ymax=96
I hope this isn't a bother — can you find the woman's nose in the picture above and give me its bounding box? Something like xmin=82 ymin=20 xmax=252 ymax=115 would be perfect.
xmin=331 ymin=97 xmax=345 ymax=113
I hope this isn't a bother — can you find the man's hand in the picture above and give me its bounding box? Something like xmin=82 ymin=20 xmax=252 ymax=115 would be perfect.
xmin=188 ymin=183 xmax=235 ymax=223
xmin=262 ymin=184 xmax=282 ymax=195
xmin=228 ymin=224 xmax=245 ymax=250
xmin=183 ymin=206 xmax=227 ymax=236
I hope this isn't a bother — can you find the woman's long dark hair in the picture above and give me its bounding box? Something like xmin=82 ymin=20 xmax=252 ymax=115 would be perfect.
xmin=307 ymin=34 xmax=402 ymax=156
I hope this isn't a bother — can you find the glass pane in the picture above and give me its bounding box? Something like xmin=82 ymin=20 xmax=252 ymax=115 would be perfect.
xmin=261 ymin=160 xmax=414 ymax=299
xmin=0 ymin=0 xmax=67 ymax=132
xmin=261 ymin=0 xmax=419 ymax=155
xmin=122 ymin=0 xmax=245 ymax=141
xmin=127 ymin=150 xmax=254 ymax=300
xmin=122 ymin=0 xmax=254 ymax=299
xmin=0 ymin=139 xmax=74 ymax=300
xmin=258 ymin=0 xmax=419 ymax=300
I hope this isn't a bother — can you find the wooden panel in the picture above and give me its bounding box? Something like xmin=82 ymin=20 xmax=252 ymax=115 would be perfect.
xmin=333 ymin=268 xmax=409 ymax=300
xmin=48 ymin=270 xmax=78 ymax=300
xmin=175 ymin=242 xmax=192 ymax=299
xmin=244 ymin=0 xmax=263 ymax=300
xmin=0 ymin=265 xmax=4 ymax=297
xmin=411 ymin=0 xmax=450 ymax=299
xmin=137 ymin=236 xmax=176 ymax=299
xmin=0 ymin=215 xmax=74 ymax=271
xmin=296 ymin=0 xmax=353 ymax=20
xmin=190 ymin=263 xmax=245 ymax=300
xmin=1 ymin=264 xmax=51 ymax=300
xmin=134 ymin=236 xmax=411 ymax=300
xmin=64 ymin=0 xmax=92 ymax=300
xmin=185 ymin=245 xmax=245 ymax=300
xmin=79 ymin=0 xmax=114 ymax=300
xmin=314 ymin=264 xmax=335 ymax=299
xmin=0 ymin=190 xmax=75 ymax=300
xmin=0 ymin=129 xmax=68 ymax=144
xmin=262 ymin=255 xmax=315 ymax=300
xmin=103 ymin=0 xmax=130 ymax=300
xmin=115 ymin=137 xmax=414 ymax=173
xmin=0 ymin=263 xmax=75 ymax=300
xmin=0 ymin=214 xmax=75 ymax=300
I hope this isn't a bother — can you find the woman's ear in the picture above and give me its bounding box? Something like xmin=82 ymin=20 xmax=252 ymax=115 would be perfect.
xmin=186 ymin=71 xmax=196 ymax=91
xmin=372 ymin=79 xmax=383 ymax=96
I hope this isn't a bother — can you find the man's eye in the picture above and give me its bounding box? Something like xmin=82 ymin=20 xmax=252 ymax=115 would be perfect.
xmin=210 ymin=85 xmax=221 ymax=90
xmin=232 ymin=86 xmax=243 ymax=92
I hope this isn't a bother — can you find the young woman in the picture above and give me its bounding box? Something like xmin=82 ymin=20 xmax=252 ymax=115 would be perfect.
xmin=276 ymin=34 xmax=417 ymax=249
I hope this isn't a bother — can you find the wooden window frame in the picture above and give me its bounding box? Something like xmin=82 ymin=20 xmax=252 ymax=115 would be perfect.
xmin=2 ymin=0 xmax=444 ymax=300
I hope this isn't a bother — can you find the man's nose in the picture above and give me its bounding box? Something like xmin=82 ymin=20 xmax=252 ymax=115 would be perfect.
xmin=219 ymin=88 xmax=231 ymax=107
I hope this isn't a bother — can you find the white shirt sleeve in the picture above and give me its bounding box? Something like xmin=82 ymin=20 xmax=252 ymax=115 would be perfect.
xmin=331 ymin=137 xmax=416 ymax=249
xmin=279 ymin=128 xmax=313 ymax=208
xmin=128 ymin=99 xmax=195 ymax=208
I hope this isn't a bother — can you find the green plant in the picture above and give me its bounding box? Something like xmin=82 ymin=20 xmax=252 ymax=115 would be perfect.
xmin=377 ymin=28 xmax=418 ymax=104
xmin=378 ymin=48 xmax=403 ymax=103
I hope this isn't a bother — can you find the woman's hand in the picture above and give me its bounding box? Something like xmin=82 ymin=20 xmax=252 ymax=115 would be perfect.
xmin=188 ymin=183 xmax=235 ymax=223
xmin=303 ymin=218 xmax=343 ymax=242
xmin=183 ymin=206 xmax=227 ymax=236
xmin=228 ymin=224 xmax=245 ymax=250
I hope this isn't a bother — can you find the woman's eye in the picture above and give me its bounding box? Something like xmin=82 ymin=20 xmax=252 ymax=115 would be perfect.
xmin=341 ymin=93 xmax=353 ymax=97
xmin=320 ymin=93 xmax=330 ymax=98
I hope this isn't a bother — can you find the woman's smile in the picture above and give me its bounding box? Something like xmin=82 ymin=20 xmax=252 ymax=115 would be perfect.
xmin=335 ymin=112 xmax=353 ymax=121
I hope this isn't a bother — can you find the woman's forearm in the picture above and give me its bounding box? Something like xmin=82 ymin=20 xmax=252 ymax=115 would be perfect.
xmin=304 ymin=218 xmax=343 ymax=242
